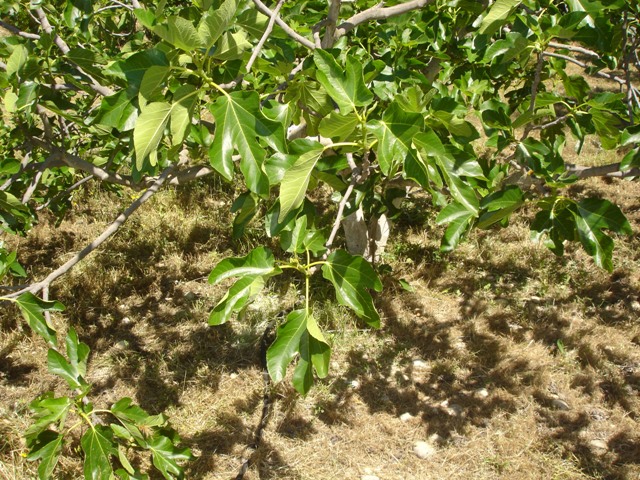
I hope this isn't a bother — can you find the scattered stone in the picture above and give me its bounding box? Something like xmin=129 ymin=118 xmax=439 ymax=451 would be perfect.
xmin=440 ymin=400 xmax=463 ymax=416
xmin=115 ymin=340 xmax=129 ymax=349
xmin=121 ymin=317 xmax=132 ymax=325
xmin=348 ymin=379 xmax=360 ymax=389
xmin=229 ymin=373 xmax=238 ymax=379
xmin=428 ymin=433 xmax=445 ymax=445
xmin=551 ymin=398 xmax=570 ymax=411
xmin=399 ymin=412 xmax=414 ymax=422
xmin=413 ymin=359 xmax=428 ymax=369
xmin=413 ymin=440 xmax=436 ymax=459
xmin=361 ymin=475 xmax=380 ymax=480
xmin=631 ymin=300 xmax=640 ymax=312
xmin=590 ymin=439 xmax=608 ymax=452
xmin=475 ymin=388 xmax=489 ymax=399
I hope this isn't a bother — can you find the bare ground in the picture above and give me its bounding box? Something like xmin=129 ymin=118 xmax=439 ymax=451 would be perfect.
xmin=1 ymin=175 xmax=639 ymax=480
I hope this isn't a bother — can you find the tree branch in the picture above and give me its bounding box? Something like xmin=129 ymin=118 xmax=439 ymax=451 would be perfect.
xmin=322 ymin=0 xmax=342 ymax=48
xmin=6 ymin=165 xmax=176 ymax=299
xmin=0 ymin=20 xmax=41 ymax=40
xmin=245 ymin=0 xmax=285 ymax=73
xmin=34 ymin=8 xmax=114 ymax=96
xmin=548 ymin=41 xmax=599 ymax=59
xmin=252 ymin=0 xmax=315 ymax=50
xmin=334 ymin=0 xmax=435 ymax=41
xmin=565 ymin=162 xmax=640 ymax=179
xmin=542 ymin=51 xmax=632 ymax=88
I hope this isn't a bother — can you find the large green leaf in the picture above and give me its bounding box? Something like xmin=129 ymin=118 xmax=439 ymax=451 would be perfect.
xmin=26 ymin=430 xmax=64 ymax=480
xmin=154 ymin=16 xmax=202 ymax=52
xmin=170 ymin=85 xmax=198 ymax=147
xmin=25 ymin=395 xmax=72 ymax=444
xmin=95 ymin=90 xmax=138 ymax=131
xmin=6 ymin=44 xmax=29 ymax=77
xmin=148 ymin=435 xmax=192 ymax=480
xmin=81 ymin=426 xmax=116 ymax=480
xmin=267 ymin=309 xmax=307 ymax=383
xmin=369 ymin=103 xmax=424 ymax=176
xmin=198 ymin=0 xmax=238 ymax=50
xmin=318 ymin=112 xmax=359 ymax=140
xmin=134 ymin=102 xmax=171 ymax=169
xmin=47 ymin=349 xmax=84 ymax=390
xmin=278 ymin=142 xmax=324 ymax=221
xmin=321 ymin=250 xmax=382 ymax=327
xmin=15 ymin=293 xmax=64 ymax=347
xmin=208 ymin=91 xmax=284 ymax=197
xmin=138 ymin=65 xmax=170 ymax=107
xmin=314 ymin=50 xmax=374 ymax=115
xmin=208 ymin=246 xmax=277 ymax=284
xmin=477 ymin=186 xmax=524 ymax=229
xmin=573 ymin=198 xmax=632 ymax=271
xmin=478 ymin=0 xmax=522 ymax=36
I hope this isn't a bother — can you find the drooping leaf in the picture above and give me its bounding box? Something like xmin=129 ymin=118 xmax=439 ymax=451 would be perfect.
xmin=6 ymin=44 xmax=29 ymax=77
xmin=267 ymin=309 xmax=307 ymax=383
xmin=26 ymin=430 xmax=64 ymax=480
xmin=170 ymin=85 xmax=198 ymax=147
xmin=209 ymin=275 xmax=266 ymax=325
xmin=25 ymin=394 xmax=72 ymax=444
xmin=573 ymin=198 xmax=632 ymax=271
xmin=138 ymin=65 xmax=170 ymax=107
xmin=148 ymin=435 xmax=192 ymax=480
xmin=321 ymin=250 xmax=382 ymax=327
xmin=81 ymin=426 xmax=116 ymax=480
xmin=134 ymin=102 xmax=171 ymax=169
xmin=15 ymin=293 xmax=64 ymax=347
xmin=208 ymin=246 xmax=278 ymax=284
xmin=47 ymin=349 xmax=83 ymax=390
xmin=65 ymin=327 xmax=90 ymax=380
xmin=314 ymin=50 xmax=374 ymax=114
xmin=208 ymin=91 xmax=284 ymax=197
xmin=477 ymin=185 xmax=525 ymax=229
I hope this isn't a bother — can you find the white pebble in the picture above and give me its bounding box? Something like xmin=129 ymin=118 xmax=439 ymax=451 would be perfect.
xmin=429 ymin=433 xmax=445 ymax=445
xmin=413 ymin=441 xmax=436 ymax=459
xmin=121 ymin=317 xmax=132 ymax=325
xmin=475 ymin=388 xmax=489 ymax=398
xmin=589 ymin=439 xmax=608 ymax=451
xmin=399 ymin=412 xmax=414 ymax=422
xmin=349 ymin=379 xmax=360 ymax=389
xmin=551 ymin=398 xmax=570 ymax=411
xmin=413 ymin=359 xmax=428 ymax=369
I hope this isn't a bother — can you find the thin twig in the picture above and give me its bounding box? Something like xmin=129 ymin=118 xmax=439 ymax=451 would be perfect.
xmin=6 ymin=165 xmax=176 ymax=298
xmin=530 ymin=114 xmax=570 ymax=131
xmin=252 ymin=0 xmax=315 ymax=50
xmin=520 ymin=52 xmax=545 ymax=141
xmin=334 ymin=0 xmax=435 ymax=41
xmin=0 ymin=20 xmax=41 ymax=40
xmin=245 ymin=0 xmax=285 ymax=73
xmin=542 ymin=52 xmax=627 ymax=86
xmin=548 ymin=41 xmax=599 ymax=59
xmin=34 ymin=8 xmax=114 ymax=96
xmin=325 ymin=152 xmax=360 ymax=251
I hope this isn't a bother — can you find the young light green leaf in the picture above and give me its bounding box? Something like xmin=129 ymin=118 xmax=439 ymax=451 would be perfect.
xmin=26 ymin=430 xmax=64 ymax=480
xmin=440 ymin=210 xmax=475 ymax=252
xmin=134 ymin=102 xmax=171 ymax=169
xmin=477 ymin=185 xmax=524 ymax=229
xmin=321 ymin=250 xmax=382 ymax=327
xmin=111 ymin=398 xmax=165 ymax=427
xmin=211 ymin=31 xmax=251 ymax=61
xmin=478 ymin=0 xmax=522 ymax=36
xmin=267 ymin=309 xmax=307 ymax=383
xmin=209 ymin=275 xmax=266 ymax=325
xmin=154 ymin=16 xmax=202 ymax=52
xmin=148 ymin=435 xmax=192 ymax=480
xmin=138 ymin=66 xmax=169 ymax=107
xmin=314 ymin=50 xmax=374 ymax=115
xmin=208 ymin=91 xmax=284 ymax=197
xmin=95 ymin=90 xmax=138 ymax=132
xmin=198 ymin=0 xmax=238 ymax=50
xmin=6 ymin=44 xmax=29 ymax=77
xmin=81 ymin=426 xmax=116 ymax=480
xmin=278 ymin=143 xmax=324 ymax=222
xmin=208 ymin=246 xmax=277 ymax=284
xmin=318 ymin=112 xmax=359 ymax=140
xmin=65 ymin=327 xmax=90 ymax=379
xmin=15 ymin=293 xmax=64 ymax=347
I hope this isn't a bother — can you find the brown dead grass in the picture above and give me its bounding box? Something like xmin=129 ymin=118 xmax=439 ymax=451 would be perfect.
xmin=1 ymin=172 xmax=640 ymax=480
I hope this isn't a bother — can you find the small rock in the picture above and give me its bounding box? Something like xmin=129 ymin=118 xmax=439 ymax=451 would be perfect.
xmin=115 ymin=340 xmax=129 ymax=349
xmin=229 ymin=373 xmax=238 ymax=379
xmin=447 ymin=403 xmax=463 ymax=417
xmin=590 ymin=439 xmax=608 ymax=451
xmin=399 ymin=412 xmax=414 ymax=422
xmin=121 ymin=317 xmax=132 ymax=325
xmin=428 ymin=433 xmax=445 ymax=445
xmin=413 ymin=441 xmax=436 ymax=459
xmin=475 ymin=388 xmax=489 ymax=398
xmin=348 ymin=379 xmax=360 ymax=389
xmin=631 ymin=300 xmax=640 ymax=312
xmin=413 ymin=359 xmax=428 ymax=369
xmin=361 ymin=475 xmax=380 ymax=480
xmin=551 ymin=398 xmax=570 ymax=411
xmin=184 ymin=292 xmax=196 ymax=302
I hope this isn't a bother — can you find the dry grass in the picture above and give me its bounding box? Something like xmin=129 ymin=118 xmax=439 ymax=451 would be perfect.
xmin=1 ymin=173 xmax=640 ymax=480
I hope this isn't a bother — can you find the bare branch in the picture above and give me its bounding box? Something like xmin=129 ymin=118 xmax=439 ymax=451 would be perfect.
xmin=530 ymin=114 xmax=570 ymax=131
xmin=7 ymin=165 xmax=176 ymax=298
xmin=565 ymin=162 xmax=640 ymax=179
xmin=542 ymin=51 xmax=631 ymax=88
xmin=34 ymin=8 xmax=114 ymax=96
xmin=322 ymin=0 xmax=342 ymax=48
xmin=245 ymin=0 xmax=285 ymax=73
xmin=548 ymin=41 xmax=599 ymax=59
xmin=335 ymin=0 xmax=435 ymax=41
xmin=130 ymin=0 xmax=142 ymax=8
xmin=252 ymin=0 xmax=316 ymax=50
xmin=0 ymin=20 xmax=41 ymax=40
